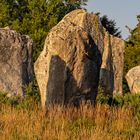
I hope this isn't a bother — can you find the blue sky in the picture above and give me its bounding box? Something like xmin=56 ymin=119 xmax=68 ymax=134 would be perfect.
xmin=84 ymin=0 xmax=140 ymax=39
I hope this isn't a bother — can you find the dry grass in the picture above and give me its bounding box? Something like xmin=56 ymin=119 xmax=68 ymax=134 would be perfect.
xmin=0 ymin=103 xmax=140 ymax=140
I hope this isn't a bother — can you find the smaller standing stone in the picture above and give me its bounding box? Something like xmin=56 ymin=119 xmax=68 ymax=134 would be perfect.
xmin=0 ymin=28 xmax=33 ymax=97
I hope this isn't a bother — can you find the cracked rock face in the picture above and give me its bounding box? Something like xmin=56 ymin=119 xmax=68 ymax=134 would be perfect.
xmin=0 ymin=28 xmax=33 ymax=97
xmin=34 ymin=11 xmax=102 ymax=109
xmin=126 ymin=66 xmax=140 ymax=94
xmin=62 ymin=10 xmax=125 ymax=95
xmin=34 ymin=9 xmax=125 ymax=109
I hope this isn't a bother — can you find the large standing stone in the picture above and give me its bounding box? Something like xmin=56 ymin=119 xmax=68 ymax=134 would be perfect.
xmin=126 ymin=66 xmax=140 ymax=93
xmin=0 ymin=28 xmax=33 ymax=97
xmin=35 ymin=9 xmax=125 ymax=109
xmin=34 ymin=15 xmax=102 ymax=109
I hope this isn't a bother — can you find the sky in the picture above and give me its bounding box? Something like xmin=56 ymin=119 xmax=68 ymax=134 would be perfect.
xmin=84 ymin=0 xmax=140 ymax=39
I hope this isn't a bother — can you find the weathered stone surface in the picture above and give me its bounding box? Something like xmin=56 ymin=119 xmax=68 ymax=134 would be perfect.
xmin=34 ymin=12 xmax=102 ymax=109
xmin=35 ymin=9 xmax=125 ymax=109
xmin=111 ymin=36 xmax=125 ymax=95
xmin=100 ymin=35 xmax=125 ymax=95
xmin=126 ymin=66 xmax=140 ymax=93
xmin=0 ymin=28 xmax=33 ymax=97
xmin=61 ymin=10 xmax=125 ymax=95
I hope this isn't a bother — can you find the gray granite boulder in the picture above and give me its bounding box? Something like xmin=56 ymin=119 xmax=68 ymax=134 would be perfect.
xmin=0 ymin=28 xmax=33 ymax=97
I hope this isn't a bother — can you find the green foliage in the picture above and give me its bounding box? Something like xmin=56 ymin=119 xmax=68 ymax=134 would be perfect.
xmin=0 ymin=86 xmax=40 ymax=111
xmin=124 ymin=19 xmax=140 ymax=74
xmin=0 ymin=93 xmax=21 ymax=106
xmin=100 ymin=15 xmax=121 ymax=38
xmin=97 ymin=88 xmax=140 ymax=110
xmin=0 ymin=0 xmax=87 ymax=61
xmin=96 ymin=86 xmax=112 ymax=104
xmin=124 ymin=15 xmax=140 ymax=92
xmin=25 ymin=81 xmax=40 ymax=102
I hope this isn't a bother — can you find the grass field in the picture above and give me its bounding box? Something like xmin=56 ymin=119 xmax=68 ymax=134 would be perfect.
xmin=0 ymin=96 xmax=140 ymax=140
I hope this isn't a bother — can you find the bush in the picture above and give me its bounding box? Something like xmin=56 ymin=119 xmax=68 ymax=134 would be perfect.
xmin=97 ymin=89 xmax=140 ymax=108
xmin=0 ymin=83 xmax=40 ymax=111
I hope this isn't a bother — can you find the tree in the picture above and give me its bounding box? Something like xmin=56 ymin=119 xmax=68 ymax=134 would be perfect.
xmin=124 ymin=15 xmax=140 ymax=74
xmin=100 ymin=15 xmax=121 ymax=38
xmin=0 ymin=0 xmax=88 ymax=61
xmin=123 ymin=15 xmax=140 ymax=93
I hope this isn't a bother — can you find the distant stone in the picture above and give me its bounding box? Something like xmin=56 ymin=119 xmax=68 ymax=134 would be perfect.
xmin=126 ymin=66 xmax=140 ymax=93
xmin=0 ymin=28 xmax=33 ymax=97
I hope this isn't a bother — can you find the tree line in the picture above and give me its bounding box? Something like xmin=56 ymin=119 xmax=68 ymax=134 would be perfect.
xmin=0 ymin=0 xmax=87 ymax=61
xmin=0 ymin=0 xmax=139 ymax=93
